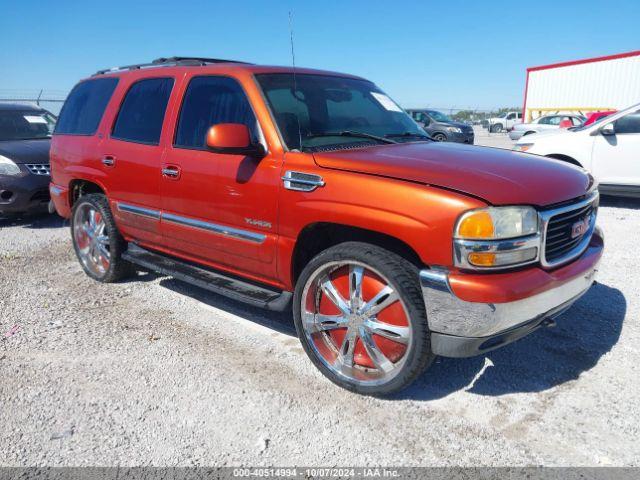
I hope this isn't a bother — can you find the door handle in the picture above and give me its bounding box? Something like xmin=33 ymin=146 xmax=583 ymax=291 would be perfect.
xmin=102 ymin=155 xmax=116 ymax=167
xmin=161 ymin=166 xmax=181 ymax=179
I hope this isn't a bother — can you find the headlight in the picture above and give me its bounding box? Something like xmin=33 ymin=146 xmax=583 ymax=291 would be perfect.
xmin=513 ymin=143 xmax=534 ymax=152
xmin=455 ymin=206 xmax=539 ymax=240
xmin=446 ymin=126 xmax=462 ymax=133
xmin=0 ymin=155 xmax=21 ymax=176
xmin=454 ymin=206 xmax=540 ymax=269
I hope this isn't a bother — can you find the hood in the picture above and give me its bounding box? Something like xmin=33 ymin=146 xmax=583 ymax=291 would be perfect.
xmin=313 ymin=142 xmax=591 ymax=207
xmin=0 ymin=138 xmax=51 ymax=164
xmin=434 ymin=120 xmax=471 ymax=129
xmin=516 ymin=128 xmax=570 ymax=143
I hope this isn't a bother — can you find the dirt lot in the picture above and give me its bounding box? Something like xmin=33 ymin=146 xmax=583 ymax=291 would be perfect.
xmin=1 ymin=167 xmax=639 ymax=466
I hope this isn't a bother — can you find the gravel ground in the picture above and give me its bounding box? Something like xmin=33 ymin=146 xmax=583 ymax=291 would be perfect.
xmin=0 ymin=194 xmax=639 ymax=467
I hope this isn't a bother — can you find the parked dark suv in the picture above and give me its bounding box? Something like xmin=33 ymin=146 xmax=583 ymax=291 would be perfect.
xmin=407 ymin=109 xmax=474 ymax=144
xmin=0 ymin=103 xmax=56 ymax=215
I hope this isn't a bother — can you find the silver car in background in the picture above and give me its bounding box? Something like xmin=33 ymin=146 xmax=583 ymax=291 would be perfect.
xmin=509 ymin=114 xmax=585 ymax=141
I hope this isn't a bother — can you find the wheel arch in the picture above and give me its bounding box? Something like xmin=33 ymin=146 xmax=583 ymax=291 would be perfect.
xmin=68 ymin=178 xmax=107 ymax=207
xmin=291 ymin=222 xmax=423 ymax=285
xmin=545 ymin=154 xmax=583 ymax=167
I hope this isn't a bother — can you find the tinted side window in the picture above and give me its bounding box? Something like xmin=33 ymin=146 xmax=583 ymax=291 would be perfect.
xmin=112 ymin=78 xmax=174 ymax=145
xmin=615 ymin=110 xmax=640 ymax=134
xmin=55 ymin=78 xmax=118 ymax=135
xmin=174 ymin=76 xmax=257 ymax=149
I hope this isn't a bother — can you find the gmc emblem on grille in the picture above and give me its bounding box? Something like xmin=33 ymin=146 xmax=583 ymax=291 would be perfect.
xmin=571 ymin=217 xmax=590 ymax=239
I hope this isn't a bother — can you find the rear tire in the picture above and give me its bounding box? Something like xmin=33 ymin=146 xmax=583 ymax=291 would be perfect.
xmin=293 ymin=242 xmax=434 ymax=396
xmin=490 ymin=123 xmax=503 ymax=133
xmin=71 ymin=193 xmax=134 ymax=283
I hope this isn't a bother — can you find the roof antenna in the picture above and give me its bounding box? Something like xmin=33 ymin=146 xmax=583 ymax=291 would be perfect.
xmin=288 ymin=10 xmax=303 ymax=152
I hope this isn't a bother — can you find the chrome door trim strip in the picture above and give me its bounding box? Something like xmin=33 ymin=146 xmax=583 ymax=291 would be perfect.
xmin=162 ymin=212 xmax=266 ymax=244
xmin=116 ymin=202 xmax=161 ymax=220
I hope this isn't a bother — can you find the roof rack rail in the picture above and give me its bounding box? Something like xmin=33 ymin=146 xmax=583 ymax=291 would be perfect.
xmin=93 ymin=56 xmax=252 ymax=76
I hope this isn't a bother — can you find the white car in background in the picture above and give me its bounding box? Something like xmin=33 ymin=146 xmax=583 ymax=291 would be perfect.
xmin=509 ymin=114 xmax=585 ymax=141
xmin=514 ymin=103 xmax=640 ymax=197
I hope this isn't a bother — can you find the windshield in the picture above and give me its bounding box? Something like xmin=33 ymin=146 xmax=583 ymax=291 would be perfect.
xmin=0 ymin=109 xmax=56 ymax=141
xmin=255 ymin=74 xmax=427 ymax=151
xmin=426 ymin=110 xmax=453 ymax=123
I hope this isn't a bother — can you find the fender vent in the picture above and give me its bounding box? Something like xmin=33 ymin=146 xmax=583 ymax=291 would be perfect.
xmin=282 ymin=171 xmax=325 ymax=192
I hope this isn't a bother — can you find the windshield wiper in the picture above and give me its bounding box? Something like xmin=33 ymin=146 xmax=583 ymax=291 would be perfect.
xmin=305 ymin=131 xmax=397 ymax=144
xmin=385 ymin=132 xmax=431 ymax=140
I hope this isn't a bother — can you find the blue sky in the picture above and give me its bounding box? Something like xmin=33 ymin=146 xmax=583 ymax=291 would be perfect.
xmin=1 ymin=0 xmax=638 ymax=109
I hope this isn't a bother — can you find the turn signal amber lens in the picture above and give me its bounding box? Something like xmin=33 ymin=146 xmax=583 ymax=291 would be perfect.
xmin=457 ymin=211 xmax=495 ymax=239
xmin=468 ymin=252 xmax=496 ymax=266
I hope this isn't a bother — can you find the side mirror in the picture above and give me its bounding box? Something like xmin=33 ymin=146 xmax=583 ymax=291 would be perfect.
xmin=205 ymin=123 xmax=265 ymax=156
xmin=600 ymin=123 xmax=615 ymax=136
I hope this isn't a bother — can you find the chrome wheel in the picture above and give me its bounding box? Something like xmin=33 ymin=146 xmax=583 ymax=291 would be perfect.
xmin=301 ymin=261 xmax=413 ymax=386
xmin=73 ymin=203 xmax=110 ymax=277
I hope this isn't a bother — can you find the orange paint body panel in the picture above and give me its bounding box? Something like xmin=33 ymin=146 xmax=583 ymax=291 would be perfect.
xmin=50 ymin=61 xmax=599 ymax=307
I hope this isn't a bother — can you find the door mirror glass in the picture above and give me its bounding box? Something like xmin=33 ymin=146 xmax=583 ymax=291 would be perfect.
xmin=600 ymin=123 xmax=615 ymax=136
xmin=205 ymin=123 xmax=264 ymax=156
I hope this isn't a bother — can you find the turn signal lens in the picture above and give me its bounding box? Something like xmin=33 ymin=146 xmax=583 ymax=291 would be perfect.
xmin=467 ymin=247 xmax=538 ymax=268
xmin=513 ymin=143 xmax=534 ymax=152
xmin=468 ymin=252 xmax=496 ymax=266
xmin=457 ymin=211 xmax=494 ymax=239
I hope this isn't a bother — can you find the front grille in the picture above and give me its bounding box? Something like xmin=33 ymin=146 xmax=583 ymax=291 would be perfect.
xmin=543 ymin=200 xmax=596 ymax=264
xmin=25 ymin=164 xmax=50 ymax=176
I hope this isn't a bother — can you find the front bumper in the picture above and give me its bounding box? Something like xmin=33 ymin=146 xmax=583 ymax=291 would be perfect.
xmin=508 ymin=130 xmax=524 ymax=141
xmin=449 ymin=131 xmax=475 ymax=144
xmin=420 ymin=227 xmax=603 ymax=357
xmin=0 ymin=167 xmax=51 ymax=214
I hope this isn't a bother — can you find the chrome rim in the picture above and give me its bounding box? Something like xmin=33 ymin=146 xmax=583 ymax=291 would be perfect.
xmin=73 ymin=203 xmax=110 ymax=277
xmin=301 ymin=261 xmax=413 ymax=386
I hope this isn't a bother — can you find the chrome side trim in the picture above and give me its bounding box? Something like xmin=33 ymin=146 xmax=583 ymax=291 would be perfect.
xmin=282 ymin=171 xmax=325 ymax=192
xmin=116 ymin=203 xmax=161 ymax=220
xmin=162 ymin=213 xmax=266 ymax=244
xmin=540 ymin=190 xmax=599 ymax=268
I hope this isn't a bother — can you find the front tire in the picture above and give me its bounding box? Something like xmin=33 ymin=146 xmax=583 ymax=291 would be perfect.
xmin=432 ymin=133 xmax=447 ymax=142
xmin=71 ymin=193 xmax=133 ymax=283
xmin=293 ymin=242 xmax=434 ymax=396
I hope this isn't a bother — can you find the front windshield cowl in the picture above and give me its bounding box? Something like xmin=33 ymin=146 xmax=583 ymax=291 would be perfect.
xmin=256 ymin=73 xmax=426 ymax=152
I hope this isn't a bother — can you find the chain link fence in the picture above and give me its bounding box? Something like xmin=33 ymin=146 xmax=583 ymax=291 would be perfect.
xmin=0 ymin=89 xmax=68 ymax=115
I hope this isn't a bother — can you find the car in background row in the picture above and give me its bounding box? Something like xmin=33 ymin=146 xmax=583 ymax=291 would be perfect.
xmin=486 ymin=111 xmax=522 ymax=133
xmin=406 ymin=109 xmax=474 ymax=144
xmin=509 ymin=114 xmax=586 ymax=141
xmin=583 ymin=110 xmax=616 ymax=126
xmin=514 ymin=102 xmax=640 ymax=197
xmin=0 ymin=103 xmax=56 ymax=216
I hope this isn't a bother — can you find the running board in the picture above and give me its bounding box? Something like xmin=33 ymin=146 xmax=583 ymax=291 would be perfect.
xmin=122 ymin=243 xmax=292 ymax=311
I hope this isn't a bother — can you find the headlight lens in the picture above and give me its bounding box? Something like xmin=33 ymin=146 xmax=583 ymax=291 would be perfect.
xmin=0 ymin=155 xmax=21 ymax=176
xmin=447 ymin=126 xmax=462 ymax=133
xmin=454 ymin=206 xmax=540 ymax=269
xmin=455 ymin=206 xmax=539 ymax=240
xmin=513 ymin=143 xmax=534 ymax=152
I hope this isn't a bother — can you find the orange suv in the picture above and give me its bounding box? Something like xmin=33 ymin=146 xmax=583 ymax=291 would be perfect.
xmin=50 ymin=57 xmax=603 ymax=395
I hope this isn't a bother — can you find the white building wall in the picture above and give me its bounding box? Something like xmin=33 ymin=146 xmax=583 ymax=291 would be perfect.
xmin=525 ymin=53 xmax=640 ymax=119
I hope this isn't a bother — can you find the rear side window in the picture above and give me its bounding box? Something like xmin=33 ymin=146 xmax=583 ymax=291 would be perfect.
xmin=112 ymin=78 xmax=174 ymax=145
xmin=54 ymin=78 xmax=118 ymax=135
xmin=174 ymin=76 xmax=257 ymax=149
